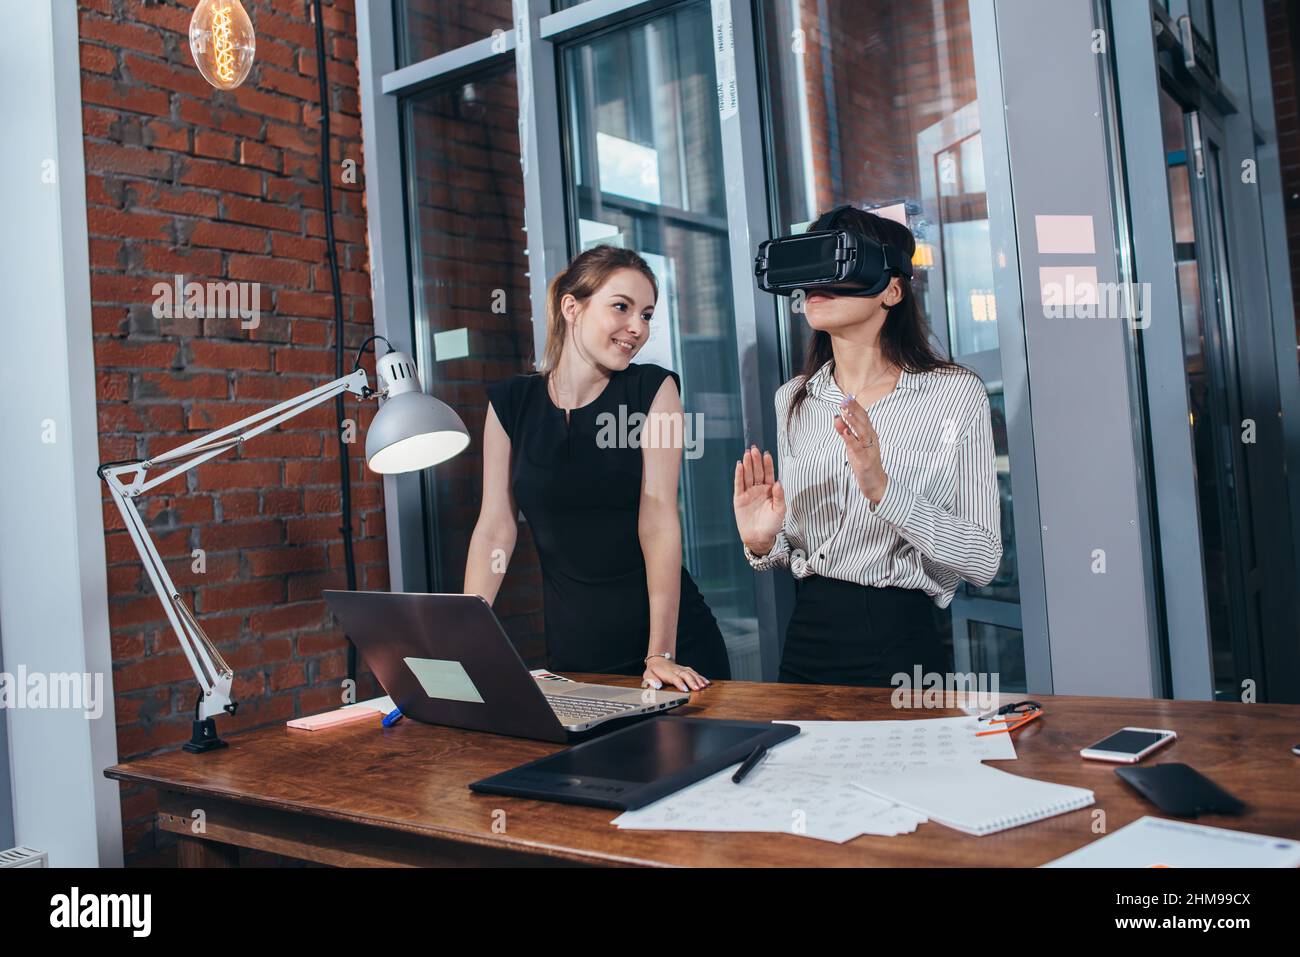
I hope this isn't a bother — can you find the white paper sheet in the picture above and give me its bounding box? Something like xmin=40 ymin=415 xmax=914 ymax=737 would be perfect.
xmin=613 ymin=763 xmax=925 ymax=843
xmin=610 ymin=716 xmax=1014 ymax=843
xmin=768 ymin=715 xmax=1017 ymax=774
xmin=1044 ymin=816 xmax=1300 ymax=868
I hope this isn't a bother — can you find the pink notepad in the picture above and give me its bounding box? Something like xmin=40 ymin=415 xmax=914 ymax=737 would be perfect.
xmin=286 ymin=708 xmax=377 ymax=731
xmin=286 ymin=698 xmax=393 ymax=731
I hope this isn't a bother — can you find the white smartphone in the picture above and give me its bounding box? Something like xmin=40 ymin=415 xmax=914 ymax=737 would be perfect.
xmin=1080 ymin=727 xmax=1177 ymax=763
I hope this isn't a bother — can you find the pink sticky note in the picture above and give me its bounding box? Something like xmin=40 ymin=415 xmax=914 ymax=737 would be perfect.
xmin=1039 ymin=265 xmax=1099 ymax=310
xmin=1035 ymin=215 xmax=1096 ymax=255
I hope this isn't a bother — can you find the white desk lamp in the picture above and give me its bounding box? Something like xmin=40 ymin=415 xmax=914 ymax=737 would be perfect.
xmin=99 ymin=338 xmax=468 ymax=752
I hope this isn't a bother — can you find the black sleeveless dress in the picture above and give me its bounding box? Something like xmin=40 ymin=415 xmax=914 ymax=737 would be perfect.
xmin=487 ymin=363 xmax=732 ymax=678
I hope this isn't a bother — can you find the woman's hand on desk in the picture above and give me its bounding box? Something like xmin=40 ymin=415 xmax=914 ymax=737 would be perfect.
xmin=642 ymin=656 xmax=710 ymax=693
xmin=835 ymin=398 xmax=888 ymax=505
xmin=733 ymin=446 xmax=786 ymax=555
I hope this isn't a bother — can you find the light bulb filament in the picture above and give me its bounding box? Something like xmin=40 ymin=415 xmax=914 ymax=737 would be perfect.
xmin=212 ymin=5 xmax=235 ymax=86
xmin=189 ymin=0 xmax=255 ymax=91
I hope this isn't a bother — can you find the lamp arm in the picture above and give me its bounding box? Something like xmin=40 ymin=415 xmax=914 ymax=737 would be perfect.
xmin=123 ymin=369 xmax=372 ymax=495
xmin=98 ymin=368 xmax=373 ymax=721
xmin=104 ymin=483 xmax=235 ymax=721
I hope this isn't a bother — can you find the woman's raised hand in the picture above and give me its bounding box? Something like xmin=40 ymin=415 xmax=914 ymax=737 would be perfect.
xmin=733 ymin=445 xmax=786 ymax=556
xmin=834 ymin=397 xmax=888 ymax=504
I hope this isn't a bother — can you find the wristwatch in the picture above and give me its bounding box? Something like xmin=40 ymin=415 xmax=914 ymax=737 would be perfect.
xmin=644 ymin=651 xmax=674 ymax=664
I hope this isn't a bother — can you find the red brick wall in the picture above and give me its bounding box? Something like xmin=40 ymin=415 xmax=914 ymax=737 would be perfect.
xmin=1265 ymin=0 xmax=1300 ymax=345
xmin=79 ymin=0 xmax=384 ymax=864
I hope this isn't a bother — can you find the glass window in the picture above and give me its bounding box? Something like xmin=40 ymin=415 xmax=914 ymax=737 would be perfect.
xmin=1159 ymin=87 xmax=1235 ymax=695
xmin=559 ymin=1 xmax=761 ymax=678
xmin=1160 ymin=89 xmax=1262 ymax=699
xmin=394 ymin=0 xmax=513 ymax=67
xmin=401 ymin=69 xmax=545 ymax=664
xmin=758 ymin=0 xmax=1023 ymax=678
xmin=966 ymin=622 xmax=1026 ymax=693
xmin=965 ymin=391 xmax=1018 ymax=603
xmin=1187 ymin=0 xmax=1217 ymax=47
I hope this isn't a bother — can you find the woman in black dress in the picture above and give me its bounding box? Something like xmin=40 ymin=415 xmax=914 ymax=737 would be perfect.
xmin=464 ymin=245 xmax=731 ymax=691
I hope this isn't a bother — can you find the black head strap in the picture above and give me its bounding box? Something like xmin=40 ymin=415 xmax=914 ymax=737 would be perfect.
xmin=811 ymin=204 xmax=913 ymax=281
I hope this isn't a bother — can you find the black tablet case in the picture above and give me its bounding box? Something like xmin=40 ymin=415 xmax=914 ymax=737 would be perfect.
xmin=1115 ymin=763 xmax=1247 ymax=817
xmin=469 ymin=716 xmax=801 ymax=810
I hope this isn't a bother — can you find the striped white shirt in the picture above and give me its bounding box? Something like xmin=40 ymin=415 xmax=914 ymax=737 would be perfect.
xmin=745 ymin=360 xmax=1003 ymax=607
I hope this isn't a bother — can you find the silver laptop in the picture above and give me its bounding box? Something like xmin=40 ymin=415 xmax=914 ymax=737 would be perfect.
xmin=322 ymin=590 xmax=688 ymax=743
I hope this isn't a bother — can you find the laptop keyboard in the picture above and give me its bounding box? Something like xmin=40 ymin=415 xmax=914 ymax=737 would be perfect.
xmin=544 ymin=693 xmax=639 ymax=724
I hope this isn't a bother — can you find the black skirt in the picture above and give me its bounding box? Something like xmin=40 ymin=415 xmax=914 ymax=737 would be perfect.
xmin=779 ymin=574 xmax=949 ymax=687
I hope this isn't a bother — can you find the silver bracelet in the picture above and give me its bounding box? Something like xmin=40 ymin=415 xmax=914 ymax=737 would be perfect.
xmin=644 ymin=651 xmax=674 ymax=664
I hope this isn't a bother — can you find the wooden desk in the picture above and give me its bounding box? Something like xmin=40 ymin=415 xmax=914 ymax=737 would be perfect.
xmin=104 ymin=677 xmax=1300 ymax=867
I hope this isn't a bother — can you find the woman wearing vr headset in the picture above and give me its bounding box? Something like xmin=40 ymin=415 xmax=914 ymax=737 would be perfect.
xmin=737 ymin=206 xmax=1003 ymax=687
xmin=464 ymin=245 xmax=731 ymax=693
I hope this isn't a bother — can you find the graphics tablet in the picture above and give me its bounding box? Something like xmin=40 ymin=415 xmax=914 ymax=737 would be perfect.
xmin=469 ymin=716 xmax=801 ymax=810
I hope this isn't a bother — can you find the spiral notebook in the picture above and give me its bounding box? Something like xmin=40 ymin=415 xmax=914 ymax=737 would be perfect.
xmin=855 ymin=762 xmax=1095 ymax=836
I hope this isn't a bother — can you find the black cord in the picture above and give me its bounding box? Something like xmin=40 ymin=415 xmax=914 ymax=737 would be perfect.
xmin=96 ymin=458 xmax=142 ymax=480
xmin=311 ymin=0 xmax=358 ymax=684
xmin=352 ymin=334 xmax=392 ymax=372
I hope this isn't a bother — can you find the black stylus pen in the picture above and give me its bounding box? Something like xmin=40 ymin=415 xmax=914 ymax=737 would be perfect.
xmin=732 ymin=744 xmax=769 ymax=783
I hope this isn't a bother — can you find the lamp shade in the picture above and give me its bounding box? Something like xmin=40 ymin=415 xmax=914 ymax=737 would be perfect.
xmin=364 ymin=351 xmax=470 ymax=474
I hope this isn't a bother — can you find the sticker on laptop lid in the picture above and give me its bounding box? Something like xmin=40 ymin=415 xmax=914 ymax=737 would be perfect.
xmin=530 ymin=669 xmax=576 ymax=683
xmin=403 ymin=657 xmax=485 ymax=704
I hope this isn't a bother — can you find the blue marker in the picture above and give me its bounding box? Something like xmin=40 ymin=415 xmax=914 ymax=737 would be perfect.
xmin=382 ymin=708 xmax=403 ymax=728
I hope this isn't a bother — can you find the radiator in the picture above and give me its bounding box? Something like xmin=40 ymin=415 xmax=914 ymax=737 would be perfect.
xmin=0 ymin=846 xmax=47 ymax=868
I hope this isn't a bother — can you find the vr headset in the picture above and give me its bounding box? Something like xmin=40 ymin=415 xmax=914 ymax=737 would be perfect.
xmin=754 ymin=204 xmax=914 ymax=297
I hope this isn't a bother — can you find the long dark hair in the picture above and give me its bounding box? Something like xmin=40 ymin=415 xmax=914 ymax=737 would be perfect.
xmin=786 ymin=206 xmax=963 ymax=431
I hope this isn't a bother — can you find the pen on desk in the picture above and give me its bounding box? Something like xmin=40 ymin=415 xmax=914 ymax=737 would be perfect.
xmin=732 ymin=744 xmax=769 ymax=784
xmin=382 ymin=708 xmax=403 ymax=728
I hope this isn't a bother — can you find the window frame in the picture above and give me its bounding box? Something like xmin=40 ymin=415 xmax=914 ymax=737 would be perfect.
xmin=358 ymin=0 xmax=788 ymax=674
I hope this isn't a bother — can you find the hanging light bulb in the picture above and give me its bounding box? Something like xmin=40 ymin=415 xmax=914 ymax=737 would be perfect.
xmin=189 ymin=0 xmax=256 ymax=91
